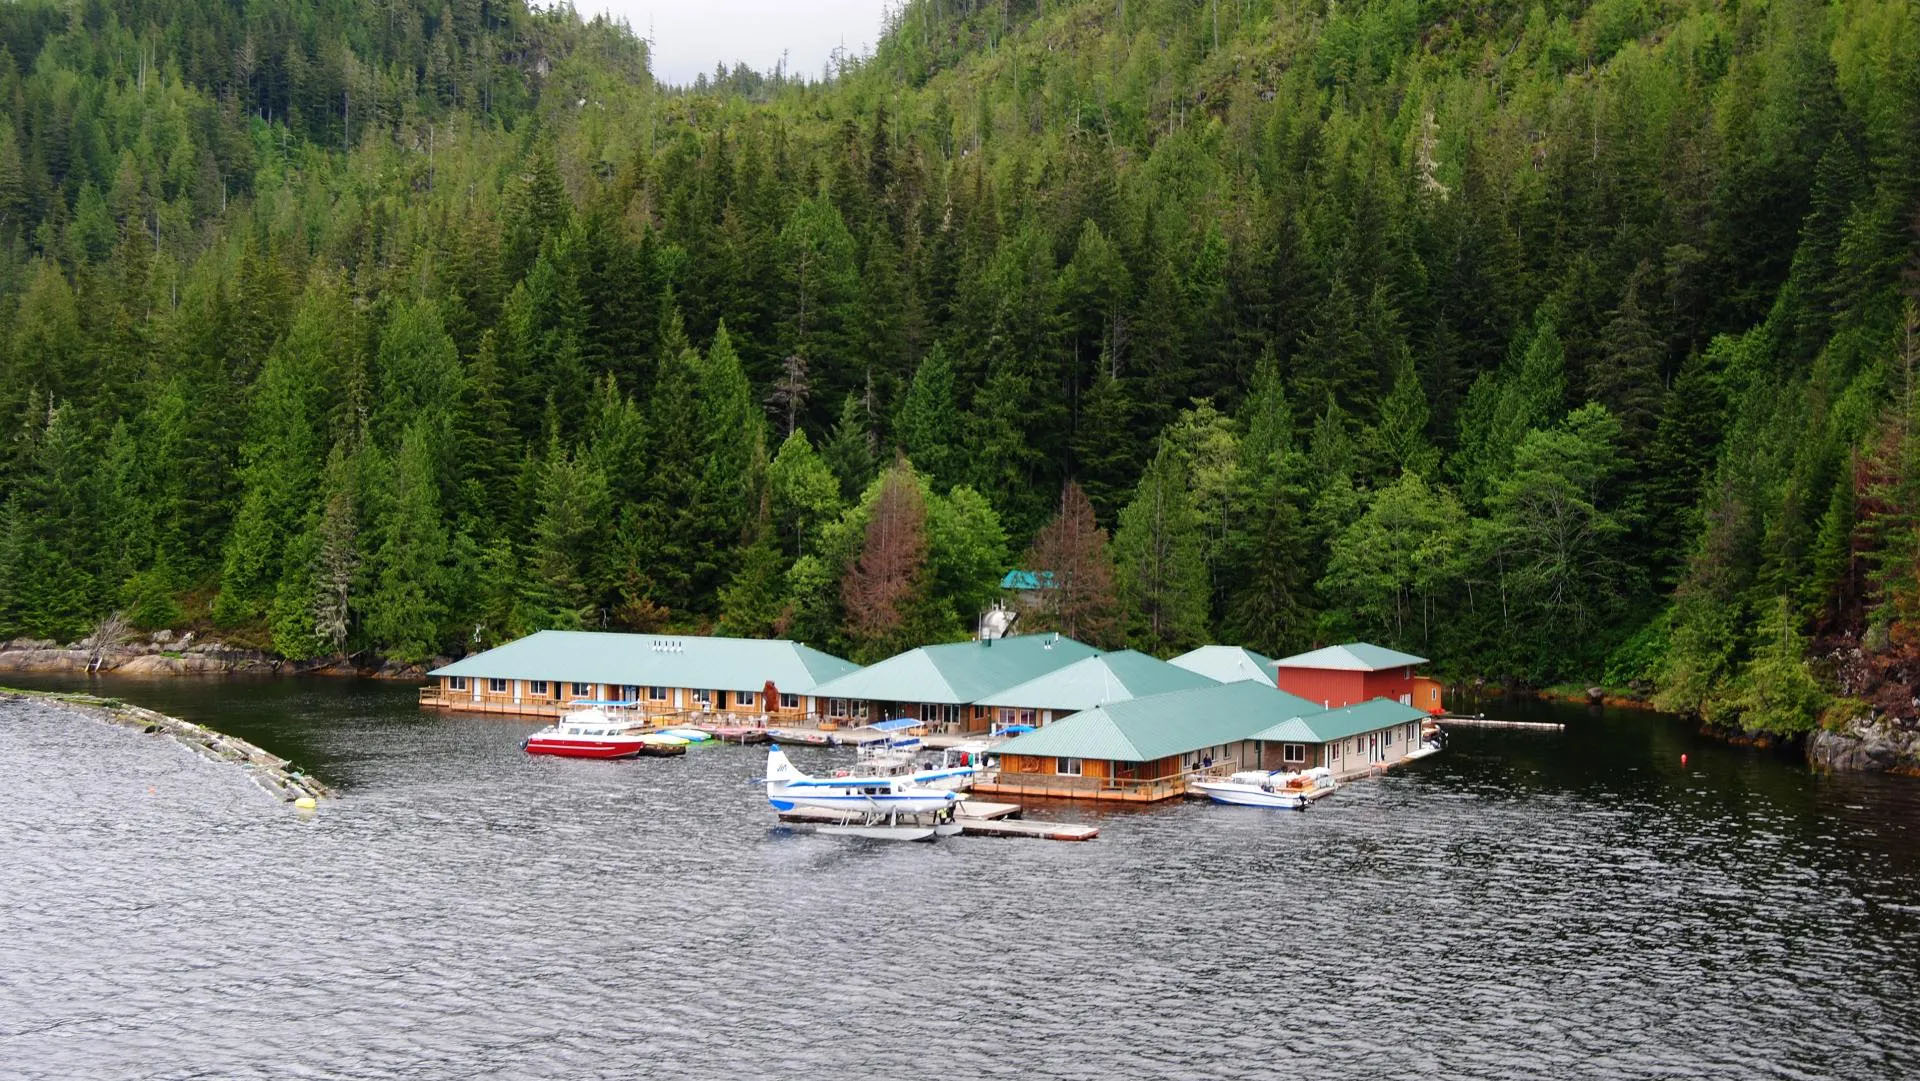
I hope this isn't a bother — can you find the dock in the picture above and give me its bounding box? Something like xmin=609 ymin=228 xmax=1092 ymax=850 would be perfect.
xmin=1437 ymin=715 xmax=1565 ymax=730
xmin=776 ymin=798 xmax=1099 ymax=841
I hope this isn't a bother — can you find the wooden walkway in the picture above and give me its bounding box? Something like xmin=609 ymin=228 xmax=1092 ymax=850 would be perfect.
xmin=775 ymin=799 xmax=1098 ymax=841
xmin=1437 ymin=715 xmax=1566 ymax=730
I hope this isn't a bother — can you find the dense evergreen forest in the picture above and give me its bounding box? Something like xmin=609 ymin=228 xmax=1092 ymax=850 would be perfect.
xmin=0 ymin=0 xmax=1916 ymax=738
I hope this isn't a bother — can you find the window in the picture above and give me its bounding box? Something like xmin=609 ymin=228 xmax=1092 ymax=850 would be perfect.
xmin=1384 ymin=727 xmax=1394 ymax=747
xmin=829 ymin=698 xmax=848 ymax=717
xmin=648 ymin=686 xmax=667 ymax=702
xmin=1057 ymin=757 xmax=1082 ymax=776
xmin=693 ymin=689 xmax=713 ymax=706
xmin=998 ymin=708 xmax=1016 ymax=725
xmin=572 ymin=682 xmax=591 ymax=696
xmin=623 ymin=685 xmax=640 ymax=702
xmin=738 ymin=691 xmax=757 ymax=707
xmin=1017 ymin=709 xmax=1036 ymax=725
xmin=1328 ymin=741 xmax=1340 ymax=759
xmin=488 ymin=678 xmax=508 ymax=693
xmin=448 ymin=677 xmax=467 ymax=691
xmin=529 ymin=680 xmax=548 ymax=696
xmin=780 ymin=693 xmax=799 ymax=709
xmin=1283 ymin=743 xmax=1305 ymax=764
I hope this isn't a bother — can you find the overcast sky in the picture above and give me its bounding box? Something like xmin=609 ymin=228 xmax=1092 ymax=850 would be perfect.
xmin=584 ymin=1 xmax=897 ymax=86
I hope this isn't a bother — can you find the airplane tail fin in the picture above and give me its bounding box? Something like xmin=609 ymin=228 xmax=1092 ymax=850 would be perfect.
xmin=765 ymin=744 xmax=805 ymax=788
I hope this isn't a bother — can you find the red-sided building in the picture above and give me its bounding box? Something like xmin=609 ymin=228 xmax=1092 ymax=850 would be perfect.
xmin=1270 ymin=643 xmax=1441 ymax=713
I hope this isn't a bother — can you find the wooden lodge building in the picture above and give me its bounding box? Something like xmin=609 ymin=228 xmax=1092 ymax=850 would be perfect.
xmin=419 ymin=630 xmax=861 ymax=721
xmin=983 ymin=681 xmax=1431 ymax=802
xmin=800 ymin=633 xmax=1107 ymax=732
xmin=1271 ymin=643 xmax=1444 ymax=714
xmin=1167 ymin=645 xmax=1278 ymax=687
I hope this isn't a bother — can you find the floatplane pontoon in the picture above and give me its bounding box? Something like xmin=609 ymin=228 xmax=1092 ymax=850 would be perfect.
xmin=763 ymin=744 xmax=962 ymax=841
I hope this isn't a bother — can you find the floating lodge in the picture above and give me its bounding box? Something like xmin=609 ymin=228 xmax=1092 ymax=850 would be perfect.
xmin=421 ymin=629 xmax=1444 ymax=802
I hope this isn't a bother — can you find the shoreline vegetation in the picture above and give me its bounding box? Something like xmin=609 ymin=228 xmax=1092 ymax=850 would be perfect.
xmin=0 ymin=685 xmax=333 ymax=803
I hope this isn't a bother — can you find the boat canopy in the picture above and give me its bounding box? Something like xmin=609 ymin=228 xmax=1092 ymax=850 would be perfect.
xmin=568 ymin=699 xmax=641 ymax=707
xmin=870 ymin=717 xmax=922 ymax=732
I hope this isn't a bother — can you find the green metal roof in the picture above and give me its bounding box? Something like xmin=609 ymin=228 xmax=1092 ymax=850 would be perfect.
xmin=1271 ymin=642 xmax=1428 ymax=671
xmin=1246 ymin=699 xmax=1429 ymax=744
xmin=993 ymin=681 xmax=1325 ymax=762
xmin=1000 ymin=569 xmax=1055 ymax=591
xmin=1168 ymin=645 xmax=1277 ymax=687
xmin=974 ymin=650 xmax=1218 ymax=710
xmin=427 ymin=631 xmax=860 ymax=693
xmin=805 ymin=633 xmax=1101 ymax=704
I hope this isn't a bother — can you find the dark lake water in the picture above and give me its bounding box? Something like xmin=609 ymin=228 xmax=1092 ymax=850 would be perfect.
xmin=4 ymin=674 xmax=1919 ymax=1080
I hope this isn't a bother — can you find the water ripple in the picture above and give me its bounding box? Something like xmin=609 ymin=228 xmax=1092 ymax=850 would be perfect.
xmin=2 ymin=688 xmax=1918 ymax=1080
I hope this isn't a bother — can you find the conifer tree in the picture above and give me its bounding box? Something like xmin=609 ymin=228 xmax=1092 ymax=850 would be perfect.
xmin=823 ymin=391 xmax=877 ymax=502
xmin=895 ymin=344 xmax=963 ymax=489
xmin=1071 ymin=363 xmax=1140 ymax=524
xmin=841 ymin=460 xmax=937 ymax=662
xmin=1112 ymin=444 xmax=1210 ymax=655
xmin=366 ymin=419 xmax=452 ymax=663
xmin=1023 ymin=481 xmax=1121 ymax=647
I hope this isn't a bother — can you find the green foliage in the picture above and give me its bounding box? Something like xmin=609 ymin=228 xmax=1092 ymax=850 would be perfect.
xmin=1113 ymin=445 xmax=1210 ymax=656
xmin=0 ymin=0 xmax=1911 ymax=732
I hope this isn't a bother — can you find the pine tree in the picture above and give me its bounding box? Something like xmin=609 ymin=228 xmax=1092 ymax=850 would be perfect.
xmin=693 ymin=322 xmax=765 ymax=600
xmin=366 ymin=419 xmax=453 ymax=663
xmin=823 ymin=391 xmax=877 ymax=502
xmin=1112 ymin=445 xmax=1210 ymax=655
xmin=1071 ymin=362 xmax=1141 ymax=525
xmin=895 ymin=343 xmax=963 ymax=489
xmin=1023 ymin=481 xmax=1121 ymax=647
xmin=1371 ymin=351 xmax=1439 ymax=479
xmin=841 ymin=460 xmax=936 ymax=662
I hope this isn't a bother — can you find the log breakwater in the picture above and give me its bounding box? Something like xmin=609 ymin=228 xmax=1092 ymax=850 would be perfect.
xmin=0 ymin=687 xmax=331 ymax=804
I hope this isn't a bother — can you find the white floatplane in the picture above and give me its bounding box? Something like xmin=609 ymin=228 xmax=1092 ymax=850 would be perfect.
xmin=1188 ymin=767 xmax=1337 ymax=810
xmin=763 ymin=744 xmax=962 ymax=841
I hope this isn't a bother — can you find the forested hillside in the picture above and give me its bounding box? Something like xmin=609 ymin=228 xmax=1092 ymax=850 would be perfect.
xmin=0 ymin=0 xmax=1916 ymax=738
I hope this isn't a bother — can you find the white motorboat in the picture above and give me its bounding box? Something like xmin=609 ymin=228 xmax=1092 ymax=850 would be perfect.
xmin=523 ymin=703 xmax=683 ymax=759
xmin=1401 ymin=741 xmax=1442 ymax=762
xmin=1189 ymin=767 xmax=1337 ymax=809
xmin=763 ymin=744 xmax=961 ymax=840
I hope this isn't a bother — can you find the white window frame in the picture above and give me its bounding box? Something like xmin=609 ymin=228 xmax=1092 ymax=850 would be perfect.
xmin=623 ymin=685 xmax=640 ymax=701
xmin=1383 ymin=727 xmax=1394 ymax=747
xmin=529 ymin=680 xmax=549 ymax=696
xmin=488 ymin=678 xmax=508 ymax=693
xmin=780 ymin=693 xmax=799 ymax=709
xmin=448 ymin=676 xmax=467 ymax=691
xmin=1057 ymin=757 xmax=1082 ymax=776
xmin=572 ymin=682 xmax=591 ymax=697
xmin=693 ymin=689 xmax=713 ymax=706
xmin=1283 ymin=743 xmax=1305 ymax=764
xmin=648 ymin=686 xmax=668 ymax=702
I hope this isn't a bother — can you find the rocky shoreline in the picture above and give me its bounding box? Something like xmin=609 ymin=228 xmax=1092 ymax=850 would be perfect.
xmin=1 ymin=686 xmax=333 ymax=804
xmin=1519 ymin=685 xmax=1920 ymax=776
xmin=0 ymin=632 xmax=430 ymax=680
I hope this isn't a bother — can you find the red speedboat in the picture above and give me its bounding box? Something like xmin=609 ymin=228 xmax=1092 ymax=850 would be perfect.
xmin=523 ymin=705 xmax=666 ymax=759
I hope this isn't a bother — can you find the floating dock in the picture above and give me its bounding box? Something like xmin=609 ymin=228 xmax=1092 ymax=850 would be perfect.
xmin=776 ymin=799 xmax=1099 ymax=841
xmin=1437 ymin=716 xmax=1565 ymax=731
